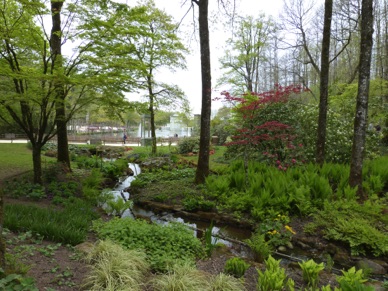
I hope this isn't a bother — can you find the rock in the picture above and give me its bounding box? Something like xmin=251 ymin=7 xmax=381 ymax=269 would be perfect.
xmin=295 ymin=241 xmax=309 ymax=249
xmin=278 ymin=246 xmax=287 ymax=252
xmin=126 ymin=167 xmax=134 ymax=176
xmin=286 ymin=242 xmax=294 ymax=249
xmin=356 ymin=259 xmax=387 ymax=275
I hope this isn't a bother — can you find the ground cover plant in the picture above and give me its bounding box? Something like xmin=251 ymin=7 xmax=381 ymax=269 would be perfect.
xmin=91 ymin=217 xmax=204 ymax=272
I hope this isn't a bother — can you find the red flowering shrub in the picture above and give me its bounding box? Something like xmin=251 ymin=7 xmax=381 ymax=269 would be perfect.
xmin=223 ymin=84 xmax=309 ymax=169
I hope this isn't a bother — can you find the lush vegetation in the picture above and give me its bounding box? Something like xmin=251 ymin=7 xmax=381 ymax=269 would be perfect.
xmin=0 ymin=139 xmax=386 ymax=290
xmin=91 ymin=218 xmax=204 ymax=272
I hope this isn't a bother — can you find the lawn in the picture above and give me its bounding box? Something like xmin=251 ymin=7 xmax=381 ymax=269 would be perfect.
xmin=0 ymin=144 xmax=35 ymax=180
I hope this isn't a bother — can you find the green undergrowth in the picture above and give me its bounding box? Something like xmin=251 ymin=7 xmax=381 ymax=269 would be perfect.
xmin=305 ymin=198 xmax=388 ymax=257
xmin=91 ymin=217 xmax=204 ymax=272
xmin=202 ymin=157 xmax=388 ymax=220
xmin=4 ymin=198 xmax=99 ymax=245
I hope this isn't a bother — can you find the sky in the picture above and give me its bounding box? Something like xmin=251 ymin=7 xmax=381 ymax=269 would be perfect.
xmin=130 ymin=0 xmax=285 ymax=115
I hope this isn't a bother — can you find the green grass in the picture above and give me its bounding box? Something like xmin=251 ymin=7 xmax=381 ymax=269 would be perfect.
xmin=0 ymin=144 xmax=55 ymax=180
xmin=174 ymin=146 xmax=228 ymax=170
xmin=0 ymin=144 xmax=33 ymax=179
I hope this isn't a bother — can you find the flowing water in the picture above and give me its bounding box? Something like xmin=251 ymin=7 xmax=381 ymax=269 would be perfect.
xmin=109 ymin=163 xmax=253 ymax=257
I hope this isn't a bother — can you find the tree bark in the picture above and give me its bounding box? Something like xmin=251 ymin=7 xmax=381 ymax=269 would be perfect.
xmin=349 ymin=0 xmax=374 ymax=199
xmin=194 ymin=0 xmax=212 ymax=184
xmin=51 ymin=0 xmax=71 ymax=170
xmin=0 ymin=187 xmax=5 ymax=270
xmin=32 ymin=143 xmax=43 ymax=184
xmin=148 ymin=76 xmax=157 ymax=155
xmin=316 ymin=0 xmax=333 ymax=165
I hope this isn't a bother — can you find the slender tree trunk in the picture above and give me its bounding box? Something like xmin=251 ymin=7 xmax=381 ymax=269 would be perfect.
xmin=316 ymin=0 xmax=333 ymax=165
xmin=0 ymin=188 xmax=5 ymax=270
xmin=51 ymin=0 xmax=70 ymax=170
xmin=149 ymin=93 xmax=157 ymax=155
xmin=349 ymin=0 xmax=374 ymax=199
xmin=32 ymin=144 xmax=43 ymax=184
xmin=194 ymin=0 xmax=212 ymax=184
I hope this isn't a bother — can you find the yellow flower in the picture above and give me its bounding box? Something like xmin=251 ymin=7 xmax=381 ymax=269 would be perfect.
xmin=267 ymin=230 xmax=278 ymax=235
xmin=285 ymin=225 xmax=296 ymax=235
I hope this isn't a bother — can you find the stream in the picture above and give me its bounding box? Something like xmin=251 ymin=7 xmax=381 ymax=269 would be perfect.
xmin=107 ymin=163 xmax=318 ymax=264
xmin=110 ymin=164 xmax=253 ymax=257
xmin=107 ymin=163 xmax=388 ymax=281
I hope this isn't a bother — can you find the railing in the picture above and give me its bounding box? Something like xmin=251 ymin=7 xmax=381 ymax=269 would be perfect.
xmin=0 ymin=133 xmax=181 ymax=146
xmin=0 ymin=133 xmax=28 ymax=142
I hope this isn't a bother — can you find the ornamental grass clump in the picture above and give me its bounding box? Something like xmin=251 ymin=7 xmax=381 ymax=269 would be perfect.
xmin=149 ymin=261 xmax=208 ymax=291
xmin=82 ymin=240 xmax=149 ymax=291
xmin=209 ymin=273 xmax=246 ymax=291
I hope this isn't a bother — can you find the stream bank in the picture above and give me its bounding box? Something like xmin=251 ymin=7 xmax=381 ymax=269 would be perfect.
xmin=110 ymin=162 xmax=388 ymax=286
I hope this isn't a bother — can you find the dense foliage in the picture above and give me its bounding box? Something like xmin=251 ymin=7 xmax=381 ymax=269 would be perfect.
xmin=221 ymin=84 xmax=384 ymax=165
xmin=91 ymin=218 xmax=204 ymax=272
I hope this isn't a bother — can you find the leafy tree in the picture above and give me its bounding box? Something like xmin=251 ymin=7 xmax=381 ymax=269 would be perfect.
xmin=132 ymin=0 xmax=188 ymax=154
xmin=79 ymin=0 xmax=188 ymax=154
xmin=211 ymin=106 xmax=234 ymax=145
xmin=218 ymin=14 xmax=278 ymax=95
xmin=0 ymin=0 xmax=57 ymax=184
xmin=0 ymin=0 xmax=133 ymax=184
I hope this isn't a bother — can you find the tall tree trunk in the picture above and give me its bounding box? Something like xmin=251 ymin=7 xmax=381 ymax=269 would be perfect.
xmin=349 ymin=0 xmax=374 ymax=199
xmin=51 ymin=0 xmax=70 ymax=170
xmin=316 ymin=0 xmax=333 ymax=165
xmin=0 ymin=186 xmax=5 ymax=270
xmin=194 ymin=0 xmax=212 ymax=184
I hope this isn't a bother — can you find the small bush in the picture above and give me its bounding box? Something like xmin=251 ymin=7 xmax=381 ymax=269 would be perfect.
xmin=177 ymin=137 xmax=200 ymax=154
xmin=224 ymin=257 xmax=250 ymax=278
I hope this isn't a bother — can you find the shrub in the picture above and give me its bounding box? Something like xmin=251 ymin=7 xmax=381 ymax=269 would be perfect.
xmin=177 ymin=137 xmax=200 ymax=154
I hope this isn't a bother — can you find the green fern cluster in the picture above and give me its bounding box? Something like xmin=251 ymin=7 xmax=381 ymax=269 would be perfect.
xmin=305 ymin=200 xmax=388 ymax=256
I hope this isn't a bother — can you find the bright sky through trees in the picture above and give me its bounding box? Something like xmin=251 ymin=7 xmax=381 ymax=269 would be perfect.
xmin=137 ymin=0 xmax=286 ymax=114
